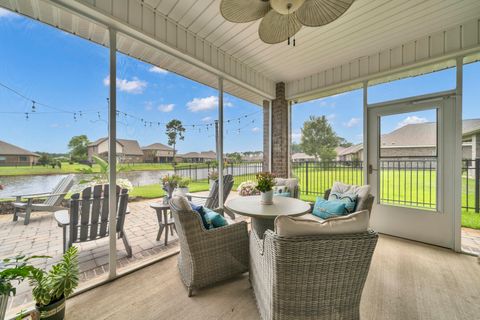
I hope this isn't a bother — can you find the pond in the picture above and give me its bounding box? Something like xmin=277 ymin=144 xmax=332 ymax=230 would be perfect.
xmin=0 ymin=163 xmax=263 ymax=198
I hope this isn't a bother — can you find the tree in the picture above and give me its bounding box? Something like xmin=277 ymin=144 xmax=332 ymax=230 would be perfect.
xmin=337 ymin=137 xmax=353 ymax=148
xmin=300 ymin=116 xmax=338 ymax=161
xmin=291 ymin=142 xmax=303 ymax=153
xmin=227 ymin=152 xmax=242 ymax=163
xmin=68 ymin=135 xmax=89 ymax=162
xmin=165 ymin=119 xmax=185 ymax=163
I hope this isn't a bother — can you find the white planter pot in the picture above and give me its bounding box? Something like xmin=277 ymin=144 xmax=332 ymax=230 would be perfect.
xmin=260 ymin=190 xmax=274 ymax=205
xmin=174 ymin=187 xmax=189 ymax=197
xmin=0 ymin=294 xmax=8 ymax=320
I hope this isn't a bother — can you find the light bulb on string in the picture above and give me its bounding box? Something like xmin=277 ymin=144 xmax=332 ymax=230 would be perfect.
xmin=73 ymin=113 xmax=77 ymax=121
xmin=25 ymin=112 xmax=29 ymax=120
xmin=97 ymin=112 xmax=101 ymax=119
xmin=31 ymin=101 xmax=36 ymax=113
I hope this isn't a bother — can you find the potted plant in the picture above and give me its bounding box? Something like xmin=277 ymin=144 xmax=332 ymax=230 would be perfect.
xmin=255 ymin=172 xmax=276 ymax=205
xmin=175 ymin=177 xmax=190 ymax=196
xmin=1 ymin=255 xmax=44 ymax=320
xmin=208 ymin=170 xmax=218 ymax=190
xmin=29 ymin=247 xmax=79 ymax=320
xmin=162 ymin=174 xmax=180 ymax=200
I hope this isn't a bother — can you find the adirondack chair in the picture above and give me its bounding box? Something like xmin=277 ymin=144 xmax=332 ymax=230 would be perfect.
xmin=54 ymin=184 xmax=132 ymax=257
xmin=13 ymin=174 xmax=74 ymax=225
xmin=186 ymin=174 xmax=234 ymax=217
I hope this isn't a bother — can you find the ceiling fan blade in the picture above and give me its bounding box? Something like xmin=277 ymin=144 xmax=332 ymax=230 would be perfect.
xmin=296 ymin=0 xmax=355 ymax=27
xmin=259 ymin=10 xmax=302 ymax=44
xmin=220 ymin=0 xmax=271 ymax=23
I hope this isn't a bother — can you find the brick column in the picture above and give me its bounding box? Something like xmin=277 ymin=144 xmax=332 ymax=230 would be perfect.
xmin=270 ymin=82 xmax=289 ymax=178
xmin=262 ymin=100 xmax=270 ymax=171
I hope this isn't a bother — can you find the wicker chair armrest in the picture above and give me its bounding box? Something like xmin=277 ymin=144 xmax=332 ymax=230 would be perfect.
xmin=204 ymin=220 xmax=248 ymax=240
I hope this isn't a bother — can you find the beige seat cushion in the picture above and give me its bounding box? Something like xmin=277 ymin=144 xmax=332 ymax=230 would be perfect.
xmin=170 ymin=195 xmax=192 ymax=211
xmin=330 ymin=181 xmax=371 ymax=211
xmin=275 ymin=210 xmax=369 ymax=237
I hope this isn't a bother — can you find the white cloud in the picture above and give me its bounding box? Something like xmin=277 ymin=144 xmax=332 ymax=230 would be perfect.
xmin=186 ymin=96 xmax=234 ymax=112
xmin=202 ymin=116 xmax=212 ymax=122
xmin=396 ymin=116 xmax=428 ymax=129
xmin=291 ymin=132 xmax=302 ymax=143
xmin=326 ymin=114 xmax=336 ymax=121
xmin=251 ymin=127 xmax=260 ymax=133
xmin=158 ymin=103 xmax=174 ymax=112
xmin=144 ymin=102 xmax=153 ymax=111
xmin=103 ymin=76 xmax=147 ymax=94
xmin=0 ymin=8 xmax=17 ymax=18
xmin=345 ymin=117 xmax=361 ymax=128
xmin=149 ymin=66 xmax=168 ymax=74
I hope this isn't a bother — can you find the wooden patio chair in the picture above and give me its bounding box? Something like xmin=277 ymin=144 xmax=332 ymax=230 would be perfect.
xmin=54 ymin=184 xmax=132 ymax=257
xmin=186 ymin=174 xmax=234 ymax=217
xmin=13 ymin=174 xmax=74 ymax=225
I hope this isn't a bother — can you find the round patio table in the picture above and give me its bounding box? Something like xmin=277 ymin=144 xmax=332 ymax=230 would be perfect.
xmin=225 ymin=196 xmax=311 ymax=238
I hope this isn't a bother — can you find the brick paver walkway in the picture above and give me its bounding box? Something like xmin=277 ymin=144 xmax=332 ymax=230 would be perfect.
xmin=0 ymin=191 xmax=243 ymax=315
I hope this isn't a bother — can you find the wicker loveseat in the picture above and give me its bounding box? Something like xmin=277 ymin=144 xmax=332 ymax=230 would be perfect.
xmin=169 ymin=196 xmax=249 ymax=297
xmin=250 ymin=226 xmax=378 ymax=320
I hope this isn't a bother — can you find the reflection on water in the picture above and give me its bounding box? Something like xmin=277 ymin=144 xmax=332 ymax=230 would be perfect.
xmin=0 ymin=164 xmax=261 ymax=198
xmin=0 ymin=170 xmax=172 ymax=198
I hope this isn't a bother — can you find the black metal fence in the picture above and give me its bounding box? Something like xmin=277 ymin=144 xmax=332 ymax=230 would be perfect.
xmin=292 ymin=159 xmax=479 ymax=212
xmin=173 ymin=162 xmax=264 ymax=184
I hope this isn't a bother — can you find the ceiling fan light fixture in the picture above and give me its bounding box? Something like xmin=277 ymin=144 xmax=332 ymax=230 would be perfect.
xmin=270 ymin=0 xmax=306 ymax=15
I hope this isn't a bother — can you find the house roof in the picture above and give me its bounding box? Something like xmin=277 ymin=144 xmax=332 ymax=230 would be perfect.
xmin=339 ymin=119 xmax=480 ymax=156
xmin=0 ymin=140 xmax=39 ymax=157
xmin=180 ymin=151 xmax=217 ymax=159
xmin=291 ymin=153 xmax=316 ymax=160
xmin=88 ymin=138 xmax=144 ymax=156
xmin=142 ymin=143 xmax=173 ymax=151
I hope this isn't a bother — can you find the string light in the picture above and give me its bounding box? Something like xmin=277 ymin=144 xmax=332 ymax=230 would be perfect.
xmin=31 ymin=101 xmax=36 ymax=113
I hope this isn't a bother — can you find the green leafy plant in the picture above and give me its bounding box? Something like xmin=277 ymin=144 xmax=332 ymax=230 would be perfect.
xmin=0 ymin=255 xmax=47 ymax=297
xmin=177 ymin=177 xmax=190 ymax=188
xmin=255 ymin=172 xmax=276 ymax=193
xmin=28 ymin=247 xmax=79 ymax=307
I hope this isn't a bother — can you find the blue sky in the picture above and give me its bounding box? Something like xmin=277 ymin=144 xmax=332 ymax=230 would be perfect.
xmin=0 ymin=8 xmax=479 ymax=153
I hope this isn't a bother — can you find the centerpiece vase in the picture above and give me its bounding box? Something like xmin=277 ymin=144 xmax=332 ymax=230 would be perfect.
xmin=260 ymin=190 xmax=273 ymax=205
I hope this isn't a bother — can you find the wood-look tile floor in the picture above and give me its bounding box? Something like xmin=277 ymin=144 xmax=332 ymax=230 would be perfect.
xmin=66 ymin=234 xmax=480 ymax=320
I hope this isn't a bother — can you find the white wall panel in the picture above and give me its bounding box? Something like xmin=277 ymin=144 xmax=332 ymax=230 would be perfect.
xmin=287 ymin=18 xmax=480 ymax=101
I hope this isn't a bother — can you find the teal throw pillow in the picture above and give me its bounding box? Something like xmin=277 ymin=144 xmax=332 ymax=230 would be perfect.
xmin=204 ymin=208 xmax=228 ymax=228
xmin=328 ymin=192 xmax=358 ymax=213
xmin=312 ymin=198 xmax=347 ymax=219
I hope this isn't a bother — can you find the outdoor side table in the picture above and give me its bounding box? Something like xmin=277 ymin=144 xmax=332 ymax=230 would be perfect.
xmin=225 ymin=196 xmax=311 ymax=238
xmin=150 ymin=202 xmax=176 ymax=246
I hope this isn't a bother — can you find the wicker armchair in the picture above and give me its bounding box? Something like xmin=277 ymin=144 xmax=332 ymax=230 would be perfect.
xmin=169 ymin=196 xmax=249 ymax=297
xmin=250 ymin=228 xmax=378 ymax=320
xmin=324 ymin=188 xmax=375 ymax=215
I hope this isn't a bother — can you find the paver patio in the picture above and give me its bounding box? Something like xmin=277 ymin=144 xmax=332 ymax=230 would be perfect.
xmin=0 ymin=191 xmax=244 ymax=314
xmin=0 ymin=190 xmax=477 ymax=316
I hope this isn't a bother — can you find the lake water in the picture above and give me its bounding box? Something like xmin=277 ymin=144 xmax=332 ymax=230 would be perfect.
xmin=0 ymin=163 xmax=262 ymax=198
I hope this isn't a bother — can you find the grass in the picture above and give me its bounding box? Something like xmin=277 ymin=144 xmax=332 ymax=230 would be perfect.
xmin=130 ymin=181 xmax=210 ymax=199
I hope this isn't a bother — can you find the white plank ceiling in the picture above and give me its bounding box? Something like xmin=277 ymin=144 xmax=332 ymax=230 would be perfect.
xmin=142 ymin=0 xmax=480 ymax=81
xmin=1 ymin=0 xmax=480 ymax=104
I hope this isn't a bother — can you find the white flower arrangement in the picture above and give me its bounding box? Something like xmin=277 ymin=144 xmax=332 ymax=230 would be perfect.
xmin=237 ymin=180 xmax=260 ymax=196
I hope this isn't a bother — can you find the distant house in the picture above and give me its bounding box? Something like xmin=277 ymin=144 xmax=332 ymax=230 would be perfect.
xmin=0 ymin=140 xmax=39 ymax=166
xmin=179 ymin=151 xmax=216 ymax=163
xmin=87 ymin=138 xmax=144 ymax=163
xmin=338 ymin=119 xmax=480 ymax=161
xmin=291 ymin=153 xmax=316 ymax=162
xmin=142 ymin=143 xmax=175 ymax=163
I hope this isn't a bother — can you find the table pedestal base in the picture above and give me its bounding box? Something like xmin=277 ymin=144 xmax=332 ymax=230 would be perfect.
xmin=251 ymin=218 xmax=275 ymax=239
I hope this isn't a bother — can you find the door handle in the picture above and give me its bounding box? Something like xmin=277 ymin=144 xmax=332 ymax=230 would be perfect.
xmin=368 ymin=164 xmax=377 ymax=174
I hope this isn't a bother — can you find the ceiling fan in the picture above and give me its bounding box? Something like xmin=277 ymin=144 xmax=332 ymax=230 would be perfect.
xmin=220 ymin=0 xmax=355 ymax=46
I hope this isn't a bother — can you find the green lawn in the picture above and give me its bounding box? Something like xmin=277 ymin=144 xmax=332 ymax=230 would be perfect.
xmin=292 ymin=166 xmax=480 ymax=229
xmin=130 ymin=181 xmax=210 ymax=199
